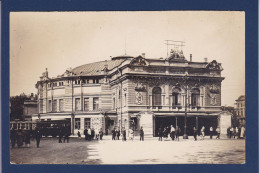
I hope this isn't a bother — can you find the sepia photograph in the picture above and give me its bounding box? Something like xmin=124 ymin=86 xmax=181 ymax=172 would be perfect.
xmin=9 ymin=11 xmax=245 ymax=164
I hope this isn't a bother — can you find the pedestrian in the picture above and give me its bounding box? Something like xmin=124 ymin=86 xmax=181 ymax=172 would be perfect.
xmin=116 ymin=129 xmax=120 ymax=140
xmin=209 ymin=126 xmax=213 ymax=139
xmin=87 ymin=128 xmax=91 ymax=141
xmin=216 ymin=127 xmax=220 ymax=139
xmin=193 ymin=127 xmax=198 ymax=141
xmin=227 ymin=127 xmax=230 ymax=139
xmin=10 ymin=128 xmax=16 ymax=148
xmin=63 ymin=127 xmax=70 ymax=143
xmin=230 ymin=127 xmax=234 ymax=139
xmin=122 ymin=128 xmax=127 ymax=141
xmin=16 ymin=129 xmax=24 ymax=148
xmin=77 ymin=131 xmax=81 ymax=139
xmin=84 ymin=128 xmax=88 ymax=140
xmin=91 ymin=128 xmax=95 ymax=140
xmin=240 ymin=126 xmax=245 ymax=139
xmin=139 ymin=126 xmax=144 ymax=141
xmin=158 ymin=127 xmax=163 ymax=141
xmin=170 ymin=125 xmax=175 ymax=141
xmin=35 ymin=128 xmax=42 ymax=148
xmin=175 ymin=126 xmax=181 ymax=141
xmin=24 ymin=130 xmax=31 ymax=147
xmin=129 ymin=128 xmax=134 ymax=140
xmin=58 ymin=127 xmax=63 ymax=143
xmin=112 ymin=128 xmax=116 ymax=140
xmin=235 ymin=127 xmax=239 ymax=139
xmin=163 ymin=127 xmax=168 ymax=140
xmin=200 ymin=126 xmax=205 ymax=140
xmin=95 ymin=128 xmax=99 ymax=140
xmin=99 ymin=128 xmax=103 ymax=140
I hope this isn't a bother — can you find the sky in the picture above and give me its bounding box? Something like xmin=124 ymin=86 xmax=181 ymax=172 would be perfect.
xmin=10 ymin=11 xmax=245 ymax=106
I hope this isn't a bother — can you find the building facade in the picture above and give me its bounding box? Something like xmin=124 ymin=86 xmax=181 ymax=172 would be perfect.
xmin=234 ymin=95 xmax=245 ymax=126
xmin=33 ymin=50 xmax=229 ymax=137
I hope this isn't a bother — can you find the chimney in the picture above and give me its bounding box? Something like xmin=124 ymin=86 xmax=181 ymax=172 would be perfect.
xmin=141 ymin=53 xmax=145 ymax=58
xmin=190 ymin=54 xmax=192 ymax=62
xmin=204 ymin=57 xmax=208 ymax=62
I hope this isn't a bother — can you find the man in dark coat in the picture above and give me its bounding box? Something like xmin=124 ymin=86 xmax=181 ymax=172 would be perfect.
xmin=35 ymin=128 xmax=42 ymax=148
xmin=112 ymin=128 xmax=116 ymax=140
xmin=175 ymin=126 xmax=180 ymax=141
xmin=193 ymin=127 xmax=198 ymax=141
xmin=63 ymin=128 xmax=70 ymax=143
xmin=139 ymin=126 xmax=144 ymax=141
xmin=158 ymin=127 xmax=163 ymax=141
xmin=122 ymin=128 xmax=127 ymax=141
xmin=116 ymin=129 xmax=120 ymax=140
xmin=99 ymin=128 xmax=104 ymax=140
xmin=84 ymin=128 xmax=88 ymax=140
xmin=91 ymin=128 xmax=95 ymax=140
xmin=10 ymin=128 xmax=16 ymax=148
xmin=58 ymin=127 xmax=63 ymax=143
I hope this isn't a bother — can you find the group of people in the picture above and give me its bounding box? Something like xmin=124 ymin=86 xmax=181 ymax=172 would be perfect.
xmin=58 ymin=126 xmax=71 ymax=143
xmin=83 ymin=128 xmax=104 ymax=141
xmin=111 ymin=126 xmax=144 ymax=141
xmin=10 ymin=127 xmax=42 ymax=148
xmin=227 ymin=126 xmax=245 ymax=139
xmin=158 ymin=125 xmax=182 ymax=141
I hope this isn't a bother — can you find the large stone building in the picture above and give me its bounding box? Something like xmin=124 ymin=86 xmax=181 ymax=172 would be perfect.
xmin=235 ymin=95 xmax=245 ymax=126
xmin=33 ymin=49 xmax=230 ymax=137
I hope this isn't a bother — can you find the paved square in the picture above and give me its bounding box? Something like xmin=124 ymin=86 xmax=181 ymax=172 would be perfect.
xmin=10 ymin=136 xmax=245 ymax=164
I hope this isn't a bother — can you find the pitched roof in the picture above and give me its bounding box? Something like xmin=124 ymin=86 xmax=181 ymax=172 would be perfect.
xmin=71 ymin=59 xmax=126 ymax=76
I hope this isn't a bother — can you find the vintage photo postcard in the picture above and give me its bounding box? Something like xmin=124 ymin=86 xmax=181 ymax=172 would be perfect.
xmin=9 ymin=11 xmax=246 ymax=165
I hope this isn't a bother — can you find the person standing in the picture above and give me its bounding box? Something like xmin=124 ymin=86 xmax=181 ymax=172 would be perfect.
xmin=35 ymin=128 xmax=42 ymax=148
xmin=129 ymin=128 xmax=134 ymax=140
xmin=158 ymin=127 xmax=163 ymax=141
xmin=139 ymin=126 xmax=144 ymax=141
xmin=200 ymin=126 xmax=205 ymax=140
xmin=16 ymin=129 xmax=24 ymax=148
xmin=170 ymin=125 xmax=175 ymax=141
xmin=116 ymin=129 xmax=120 ymax=140
xmin=209 ymin=126 xmax=213 ymax=139
xmin=193 ymin=127 xmax=198 ymax=141
xmin=175 ymin=126 xmax=181 ymax=141
xmin=77 ymin=131 xmax=81 ymax=139
xmin=235 ymin=127 xmax=239 ymax=139
xmin=95 ymin=128 xmax=99 ymax=140
xmin=63 ymin=127 xmax=70 ymax=143
xmin=58 ymin=127 xmax=63 ymax=143
xmin=91 ymin=128 xmax=95 ymax=140
xmin=230 ymin=127 xmax=234 ymax=139
xmin=99 ymin=128 xmax=104 ymax=140
xmin=10 ymin=128 xmax=16 ymax=148
xmin=112 ymin=128 xmax=116 ymax=140
xmin=87 ymin=128 xmax=91 ymax=141
xmin=216 ymin=127 xmax=220 ymax=139
xmin=84 ymin=128 xmax=88 ymax=140
xmin=122 ymin=128 xmax=127 ymax=141
xmin=24 ymin=130 xmax=31 ymax=147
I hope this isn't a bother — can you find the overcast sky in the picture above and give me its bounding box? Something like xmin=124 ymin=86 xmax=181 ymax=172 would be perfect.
xmin=10 ymin=11 xmax=245 ymax=106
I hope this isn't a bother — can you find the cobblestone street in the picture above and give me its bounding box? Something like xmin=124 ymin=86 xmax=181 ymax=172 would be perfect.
xmin=10 ymin=136 xmax=245 ymax=164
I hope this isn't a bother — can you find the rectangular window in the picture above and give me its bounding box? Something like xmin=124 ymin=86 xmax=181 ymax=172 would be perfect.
xmin=75 ymin=118 xmax=81 ymax=130
xmin=53 ymin=100 xmax=57 ymax=112
xmin=59 ymin=99 xmax=64 ymax=111
xmin=93 ymin=97 xmax=99 ymax=110
xmin=75 ymin=98 xmax=81 ymax=111
xmin=84 ymin=98 xmax=89 ymax=111
xmin=84 ymin=118 xmax=91 ymax=129
xmin=48 ymin=100 xmax=52 ymax=112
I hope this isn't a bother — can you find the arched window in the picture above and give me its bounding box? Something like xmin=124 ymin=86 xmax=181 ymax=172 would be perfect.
xmin=191 ymin=88 xmax=200 ymax=107
xmin=172 ymin=87 xmax=181 ymax=106
xmin=152 ymin=87 xmax=162 ymax=107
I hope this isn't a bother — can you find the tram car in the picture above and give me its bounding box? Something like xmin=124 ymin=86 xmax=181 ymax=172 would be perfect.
xmin=10 ymin=119 xmax=71 ymax=137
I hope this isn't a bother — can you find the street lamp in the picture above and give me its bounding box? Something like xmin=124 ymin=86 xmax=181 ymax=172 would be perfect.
xmin=183 ymin=73 xmax=188 ymax=139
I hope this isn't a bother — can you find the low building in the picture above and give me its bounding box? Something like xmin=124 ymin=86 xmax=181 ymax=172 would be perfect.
xmin=33 ymin=49 xmax=230 ymax=137
xmin=23 ymin=93 xmax=38 ymax=121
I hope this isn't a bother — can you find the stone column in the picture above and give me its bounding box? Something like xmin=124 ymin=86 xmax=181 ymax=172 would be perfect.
xmin=140 ymin=112 xmax=153 ymax=139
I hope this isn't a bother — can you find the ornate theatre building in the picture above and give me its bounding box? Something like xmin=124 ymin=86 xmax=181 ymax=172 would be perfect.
xmin=33 ymin=50 xmax=231 ymax=137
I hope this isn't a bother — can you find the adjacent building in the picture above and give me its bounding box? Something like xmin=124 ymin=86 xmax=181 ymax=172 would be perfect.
xmin=234 ymin=95 xmax=246 ymax=126
xmin=33 ymin=49 xmax=230 ymax=137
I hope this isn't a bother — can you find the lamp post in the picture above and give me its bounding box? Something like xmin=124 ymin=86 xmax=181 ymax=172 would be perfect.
xmin=183 ymin=73 xmax=188 ymax=139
